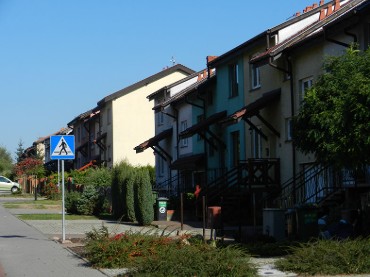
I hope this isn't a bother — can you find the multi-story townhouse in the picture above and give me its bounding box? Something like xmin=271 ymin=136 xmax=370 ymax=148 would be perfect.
xmin=247 ymin=0 xmax=370 ymax=209
xmin=67 ymin=109 xmax=100 ymax=170
xmin=173 ymin=0 xmax=369 ymax=238
xmin=23 ymin=127 xmax=72 ymax=172
xmin=135 ymin=69 xmax=212 ymax=196
xmin=96 ymin=64 xmax=194 ymax=168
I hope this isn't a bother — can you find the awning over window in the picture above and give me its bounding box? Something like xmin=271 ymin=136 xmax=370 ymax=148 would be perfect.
xmin=170 ymin=154 xmax=204 ymax=170
xmin=134 ymin=128 xmax=173 ymax=153
xmin=222 ymin=89 xmax=281 ymax=125
xmin=179 ymin=110 xmax=227 ymax=139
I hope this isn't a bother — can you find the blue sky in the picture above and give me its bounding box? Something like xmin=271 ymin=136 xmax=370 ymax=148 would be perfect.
xmin=0 ymin=0 xmax=318 ymax=159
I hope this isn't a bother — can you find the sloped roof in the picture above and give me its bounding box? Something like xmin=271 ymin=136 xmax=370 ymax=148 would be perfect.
xmin=97 ymin=64 xmax=194 ymax=107
xmin=147 ymin=70 xmax=201 ymax=101
xmin=153 ymin=72 xmax=215 ymax=112
xmin=251 ymin=0 xmax=366 ymax=64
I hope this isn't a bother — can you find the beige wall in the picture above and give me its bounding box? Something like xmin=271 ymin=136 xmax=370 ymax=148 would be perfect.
xmin=106 ymin=71 xmax=189 ymax=167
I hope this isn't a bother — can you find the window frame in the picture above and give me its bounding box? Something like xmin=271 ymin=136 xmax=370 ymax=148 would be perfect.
xmin=229 ymin=63 xmax=239 ymax=98
xmin=299 ymin=77 xmax=313 ymax=104
xmin=251 ymin=64 xmax=261 ymax=89
xmin=180 ymin=120 xmax=188 ymax=147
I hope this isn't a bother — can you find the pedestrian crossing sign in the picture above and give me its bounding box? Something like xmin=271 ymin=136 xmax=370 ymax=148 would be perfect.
xmin=50 ymin=135 xmax=75 ymax=160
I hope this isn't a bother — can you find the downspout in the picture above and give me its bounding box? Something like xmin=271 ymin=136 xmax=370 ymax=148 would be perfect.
xmin=268 ymin=55 xmax=296 ymax=203
xmin=287 ymin=57 xmax=296 ymax=204
xmin=172 ymin=106 xmax=180 ymax=196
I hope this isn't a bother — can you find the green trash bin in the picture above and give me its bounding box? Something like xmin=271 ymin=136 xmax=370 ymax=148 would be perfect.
xmin=156 ymin=197 xmax=168 ymax=221
xmin=296 ymin=206 xmax=318 ymax=240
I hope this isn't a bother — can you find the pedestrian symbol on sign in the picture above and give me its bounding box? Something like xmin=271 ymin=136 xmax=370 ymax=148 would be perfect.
xmin=50 ymin=135 xmax=75 ymax=160
xmin=52 ymin=137 xmax=73 ymax=156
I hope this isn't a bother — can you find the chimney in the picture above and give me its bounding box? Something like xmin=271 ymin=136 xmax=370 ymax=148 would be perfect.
xmin=313 ymin=3 xmax=318 ymax=9
xmin=197 ymin=69 xmax=208 ymax=81
xmin=206 ymin=56 xmax=218 ymax=64
xmin=334 ymin=0 xmax=340 ymax=11
xmin=320 ymin=0 xmax=324 ymax=6
xmin=319 ymin=9 xmax=326 ymax=20
xmin=327 ymin=4 xmax=333 ymax=16
xmin=296 ymin=11 xmax=301 ymax=17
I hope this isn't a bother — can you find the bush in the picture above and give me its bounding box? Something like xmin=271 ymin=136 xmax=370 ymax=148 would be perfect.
xmin=134 ymin=168 xmax=154 ymax=226
xmin=42 ymin=182 xmax=61 ymax=200
xmin=125 ymin=170 xmax=136 ymax=222
xmin=84 ymin=227 xmax=257 ymax=276
xmin=65 ymin=190 xmax=81 ymax=214
xmin=275 ymin=238 xmax=370 ymax=275
xmin=111 ymin=161 xmax=133 ymax=218
xmin=76 ymin=185 xmax=99 ymax=215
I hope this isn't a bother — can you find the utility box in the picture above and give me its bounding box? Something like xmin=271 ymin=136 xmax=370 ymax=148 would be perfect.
xmin=263 ymin=208 xmax=285 ymax=241
xmin=156 ymin=197 xmax=168 ymax=221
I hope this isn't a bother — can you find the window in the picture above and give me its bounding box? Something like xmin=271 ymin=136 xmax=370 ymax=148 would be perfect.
xmin=208 ymin=137 xmax=215 ymax=157
xmin=229 ymin=63 xmax=239 ymax=97
xmin=285 ymin=118 xmax=293 ymax=141
xmin=77 ymin=127 xmax=81 ymax=143
xmin=251 ymin=64 xmax=261 ymax=89
xmin=196 ymin=115 xmax=204 ymax=141
xmin=158 ymin=156 xmax=164 ymax=176
xmin=207 ymin=90 xmax=213 ymax=105
xmin=157 ymin=112 xmax=164 ymax=126
xmin=299 ymin=77 xmax=313 ymax=104
xmin=180 ymin=120 xmax=188 ymax=147
xmin=251 ymin=129 xmax=262 ymax=158
xmin=107 ymin=108 xmax=112 ymax=125
xmin=231 ymin=131 xmax=240 ymax=166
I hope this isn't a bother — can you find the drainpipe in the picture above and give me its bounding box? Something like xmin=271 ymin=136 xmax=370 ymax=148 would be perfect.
xmin=287 ymin=57 xmax=296 ymax=204
xmin=267 ymin=55 xmax=296 ymax=203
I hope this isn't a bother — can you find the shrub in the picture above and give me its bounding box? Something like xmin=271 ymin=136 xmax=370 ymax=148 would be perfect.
xmin=65 ymin=190 xmax=81 ymax=214
xmin=42 ymin=182 xmax=61 ymax=200
xmin=84 ymin=227 xmax=257 ymax=276
xmin=125 ymin=170 xmax=136 ymax=222
xmin=111 ymin=161 xmax=133 ymax=218
xmin=275 ymin=238 xmax=370 ymax=275
xmin=134 ymin=168 xmax=154 ymax=226
xmin=76 ymin=185 xmax=99 ymax=215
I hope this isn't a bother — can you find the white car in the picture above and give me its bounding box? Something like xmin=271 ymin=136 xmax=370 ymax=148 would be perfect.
xmin=0 ymin=176 xmax=21 ymax=193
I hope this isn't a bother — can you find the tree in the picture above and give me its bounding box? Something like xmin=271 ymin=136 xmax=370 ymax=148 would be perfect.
xmin=293 ymin=46 xmax=370 ymax=170
xmin=14 ymin=157 xmax=45 ymax=178
xmin=134 ymin=167 xmax=154 ymax=226
xmin=15 ymin=140 xmax=25 ymax=163
xmin=0 ymin=146 xmax=13 ymax=176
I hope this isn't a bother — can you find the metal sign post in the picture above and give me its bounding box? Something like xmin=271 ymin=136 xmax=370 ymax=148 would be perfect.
xmin=61 ymin=160 xmax=65 ymax=241
xmin=50 ymin=135 xmax=75 ymax=243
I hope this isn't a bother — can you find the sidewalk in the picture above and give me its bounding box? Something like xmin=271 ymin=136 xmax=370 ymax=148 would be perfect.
xmin=1 ymin=199 xmax=296 ymax=277
xmin=0 ymin=204 xmax=106 ymax=277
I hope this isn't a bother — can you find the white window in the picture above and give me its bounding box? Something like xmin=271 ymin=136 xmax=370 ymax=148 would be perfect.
xmin=285 ymin=118 xmax=293 ymax=141
xmin=180 ymin=120 xmax=188 ymax=147
xmin=251 ymin=65 xmax=261 ymax=89
xmin=299 ymin=77 xmax=313 ymax=104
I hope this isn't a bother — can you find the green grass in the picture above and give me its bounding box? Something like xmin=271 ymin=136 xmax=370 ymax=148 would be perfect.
xmin=17 ymin=214 xmax=98 ymax=220
xmin=2 ymin=199 xmax=62 ymax=209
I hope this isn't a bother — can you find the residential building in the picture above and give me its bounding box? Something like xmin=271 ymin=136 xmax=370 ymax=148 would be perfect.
xmin=96 ymin=64 xmax=194 ymax=168
xmin=156 ymin=0 xmax=370 ymax=238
